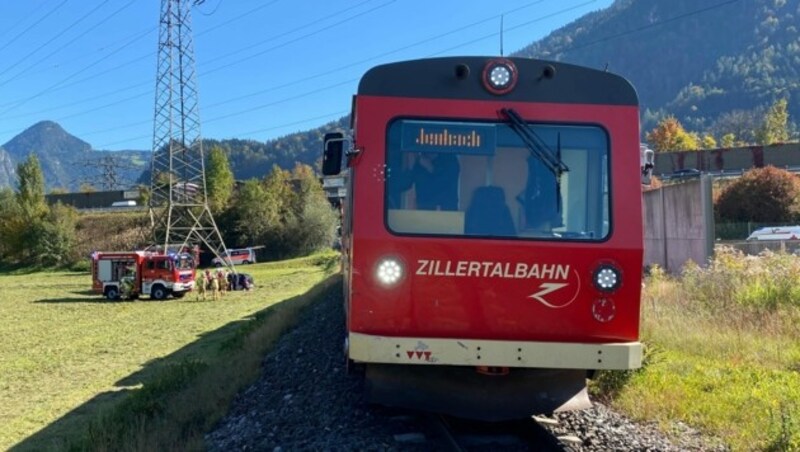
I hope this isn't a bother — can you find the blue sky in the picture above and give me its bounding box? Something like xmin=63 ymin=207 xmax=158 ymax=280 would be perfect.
xmin=0 ymin=0 xmax=614 ymax=151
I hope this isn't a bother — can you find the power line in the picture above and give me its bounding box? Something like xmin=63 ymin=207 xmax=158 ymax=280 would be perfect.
xmin=0 ymin=1 xmax=111 ymax=80
xmin=0 ymin=0 xmax=546 ymax=128
xmin=202 ymin=0 xmax=396 ymax=77
xmin=200 ymin=2 xmax=592 ymax=126
xmin=0 ymin=26 xmax=154 ymax=116
xmin=0 ymin=0 xmax=138 ymax=88
xmin=0 ymin=0 xmax=366 ymax=112
xmin=11 ymin=0 xmax=723 ymax=153
xmin=0 ymin=82 xmax=151 ymax=123
xmin=80 ymin=77 xmax=356 ymax=142
xmin=195 ymin=0 xmax=279 ymax=31
xmin=0 ymin=1 xmax=384 ymax=129
xmin=94 ymin=110 xmax=349 ymax=149
xmin=13 ymin=26 xmax=157 ymax=87
xmin=108 ymin=0 xmax=740 ymax=147
xmin=0 ymin=0 xmax=68 ymax=54
xmin=429 ymin=0 xmax=598 ymax=56
xmin=206 ymin=79 xmax=357 ymax=124
xmin=0 ymin=0 xmax=374 ymax=116
xmin=0 ymin=0 xmax=53 ymax=42
xmin=6 ymin=0 xmax=593 ymax=147
xmin=196 ymin=0 xmax=224 ymax=16
xmin=199 ymin=0 xmax=378 ymax=68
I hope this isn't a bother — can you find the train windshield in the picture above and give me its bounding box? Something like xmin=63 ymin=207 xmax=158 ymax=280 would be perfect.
xmin=385 ymin=119 xmax=610 ymax=240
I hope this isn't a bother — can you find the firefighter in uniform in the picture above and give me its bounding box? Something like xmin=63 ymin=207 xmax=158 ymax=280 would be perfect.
xmin=211 ymin=269 xmax=220 ymax=301
xmin=196 ymin=270 xmax=208 ymax=301
xmin=120 ymin=266 xmax=135 ymax=300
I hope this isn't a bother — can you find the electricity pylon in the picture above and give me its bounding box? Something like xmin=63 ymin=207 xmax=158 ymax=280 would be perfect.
xmin=149 ymin=0 xmax=230 ymax=267
xmin=73 ymin=155 xmax=141 ymax=191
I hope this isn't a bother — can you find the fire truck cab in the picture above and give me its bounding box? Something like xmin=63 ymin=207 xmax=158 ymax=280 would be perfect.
xmin=91 ymin=251 xmax=196 ymax=300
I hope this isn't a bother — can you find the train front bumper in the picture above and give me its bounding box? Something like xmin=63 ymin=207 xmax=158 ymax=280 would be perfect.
xmin=349 ymin=332 xmax=642 ymax=370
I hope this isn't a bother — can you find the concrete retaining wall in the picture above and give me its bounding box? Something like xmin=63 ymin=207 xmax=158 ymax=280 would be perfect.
xmin=643 ymin=176 xmax=714 ymax=272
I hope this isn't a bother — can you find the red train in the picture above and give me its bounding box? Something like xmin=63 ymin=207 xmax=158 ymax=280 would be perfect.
xmin=322 ymin=56 xmax=643 ymax=420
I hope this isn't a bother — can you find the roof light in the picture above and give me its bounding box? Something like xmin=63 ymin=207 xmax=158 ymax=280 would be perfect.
xmin=482 ymin=59 xmax=518 ymax=95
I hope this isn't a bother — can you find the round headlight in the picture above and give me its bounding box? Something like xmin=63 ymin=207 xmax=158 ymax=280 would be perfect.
xmin=593 ymin=264 xmax=621 ymax=293
xmin=482 ymin=59 xmax=518 ymax=95
xmin=376 ymin=258 xmax=403 ymax=286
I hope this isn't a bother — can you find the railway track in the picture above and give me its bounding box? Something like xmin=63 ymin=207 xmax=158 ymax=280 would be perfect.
xmin=426 ymin=413 xmax=578 ymax=451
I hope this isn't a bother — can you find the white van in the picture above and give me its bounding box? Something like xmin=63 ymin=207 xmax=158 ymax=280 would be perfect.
xmin=212 ymin=248 xmax=257 ymax=266
xmin=111 ymin=200 xmax=137 ymax=207
xmin=746 ymin=226 xmax=800 ymax=241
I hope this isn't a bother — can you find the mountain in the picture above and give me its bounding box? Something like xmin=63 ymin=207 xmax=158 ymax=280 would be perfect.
xmin=514 ymin=0 xmax=800 ymax=135
xmin=2 ymin=121 xmax=91 ymax=190
xmin=0 ymin=121 xmax=148 ymax=191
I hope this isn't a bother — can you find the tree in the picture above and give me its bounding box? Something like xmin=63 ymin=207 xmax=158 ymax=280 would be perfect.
xmin=720 ymin=133 xmax=736 ymax=148
xmin=0 ymin=155 xmax=81 ymax=267
xmin=263 ymin=164 xmax=297 ymax=225
xmin=29 ymin=203 xmax=78 ymax=266
xmin=205 ymin=146 xmax=234 ymax=214
xmin=701 ymin=134 xmax=717 ymax=149
xmin=227 ymin=179 xmax=273 ymax=247
xmin=16 ymin=154 xmax=47 ymax=221
xmin=716 ymin=166 xmax=800 ymax=223
xmin=645 ymin=116 xmax=700 ymax=152
xmin=709 ymin=108 xmax=763 ymax=146
xmin=221 ymin=164 xmax=337 ymax=260
xmin=755 ymin=98 xmax=790 ymax=145
xmin=285 ymin=164 xmax=337 ymax=256
xmin=0 ymin=188 xmax=20 ymax=262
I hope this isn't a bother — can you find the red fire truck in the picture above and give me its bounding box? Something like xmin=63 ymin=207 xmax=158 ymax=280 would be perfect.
xmin=91 ymin=250 xmax=196 ymax=300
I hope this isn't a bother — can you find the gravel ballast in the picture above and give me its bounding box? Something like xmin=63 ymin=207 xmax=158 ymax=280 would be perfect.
xmin=206 ymin=286 xmax=726 ymax=451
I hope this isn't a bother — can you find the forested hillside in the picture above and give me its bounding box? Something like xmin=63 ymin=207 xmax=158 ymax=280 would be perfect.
xmin=515 ymin=0 xmax=800 ymax=135
xmin=202 ymin=116 xmax=350 ymax=180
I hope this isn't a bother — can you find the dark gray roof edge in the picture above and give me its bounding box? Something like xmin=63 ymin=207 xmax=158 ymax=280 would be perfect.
xmin=357 ymin=56 xmax=638 ymax=106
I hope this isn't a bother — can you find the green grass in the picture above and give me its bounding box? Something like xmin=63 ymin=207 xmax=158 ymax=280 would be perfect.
xmin=0 ymin=252 xmax=338 ymax=451
xmin=608 ymin=253 xmax=800 ymax=451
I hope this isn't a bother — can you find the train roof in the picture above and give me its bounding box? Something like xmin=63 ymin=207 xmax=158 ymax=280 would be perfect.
xmin=357 ymin=56 xmax=638 ymax=106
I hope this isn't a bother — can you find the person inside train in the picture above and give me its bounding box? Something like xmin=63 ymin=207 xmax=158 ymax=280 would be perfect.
xmin=393 ymin=152 xmax=460 ymax=210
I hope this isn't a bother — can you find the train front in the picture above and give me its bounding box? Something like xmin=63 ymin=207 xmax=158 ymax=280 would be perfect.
xmin=342 ymin=57 xmax=643 ymax=420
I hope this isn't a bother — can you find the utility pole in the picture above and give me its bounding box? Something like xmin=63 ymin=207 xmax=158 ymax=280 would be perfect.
xmin=149 ymin=0 xmax=230 ymax=267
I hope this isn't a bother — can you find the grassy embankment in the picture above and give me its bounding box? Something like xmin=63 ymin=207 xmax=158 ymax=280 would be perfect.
xmin=0 ymin=252 xmax=339 ymax=451
xmin=605 ymin=248 xmax=800 ymax=451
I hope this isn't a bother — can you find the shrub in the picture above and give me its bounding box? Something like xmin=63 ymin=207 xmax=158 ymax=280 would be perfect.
xmin=715 ymin=166 xmax=800 ymax=223
xmin=30 ymin=203 xmax=80 ymax=267
xmin=681 ymin=246 xmax=800 ymax=310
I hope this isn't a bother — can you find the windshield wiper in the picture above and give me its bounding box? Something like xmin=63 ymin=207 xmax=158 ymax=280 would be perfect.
xmin=501 ymin=108 xmax=569 ymax=176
